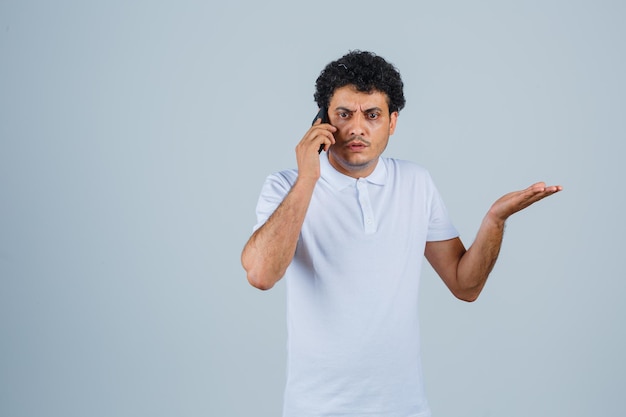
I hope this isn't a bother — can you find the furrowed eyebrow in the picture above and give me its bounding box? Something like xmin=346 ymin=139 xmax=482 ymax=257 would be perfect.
xmin=363 ymin=107 xmax=383 ymax=114
xmin=333 ymin=106 xmax=383 ymax=113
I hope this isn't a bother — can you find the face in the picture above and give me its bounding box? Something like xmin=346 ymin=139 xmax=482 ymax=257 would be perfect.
xmin=327 ymin=85 xmax=398 ymax=178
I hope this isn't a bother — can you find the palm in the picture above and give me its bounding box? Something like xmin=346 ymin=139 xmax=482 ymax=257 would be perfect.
xmin=490 ymin=182 xmax=563 ymax=222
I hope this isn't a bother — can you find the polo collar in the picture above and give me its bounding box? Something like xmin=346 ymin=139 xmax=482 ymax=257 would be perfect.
xmin=320 ymin=152 xmax=387 ymax=190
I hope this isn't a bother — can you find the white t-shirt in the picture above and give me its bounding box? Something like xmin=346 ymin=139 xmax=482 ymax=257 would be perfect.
xmin=254 ymin=154 xmax=459 ymax=417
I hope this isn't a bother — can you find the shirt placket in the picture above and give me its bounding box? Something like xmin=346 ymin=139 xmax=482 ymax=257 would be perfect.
xmin=356 ymin=179 xmax=377 ymax=234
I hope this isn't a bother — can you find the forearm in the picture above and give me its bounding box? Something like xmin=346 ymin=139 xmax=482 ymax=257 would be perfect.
xmin=456 ymin=211 xmax=505 ymax=300
xmin=427 ymin=182 xmax=561 ymax=302
xmin=241 ymin=178 xmax=316 ymax=290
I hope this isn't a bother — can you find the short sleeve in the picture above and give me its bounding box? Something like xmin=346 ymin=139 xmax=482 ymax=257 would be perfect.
xmin=253 ymin=170 xmax=297 ymax=232
xmin=425 ymin=176 xmax=459 ymax=242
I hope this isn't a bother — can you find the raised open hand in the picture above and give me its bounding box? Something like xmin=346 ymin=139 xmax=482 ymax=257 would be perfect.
xmin=488 ymin=182 xmax=563 ymax=223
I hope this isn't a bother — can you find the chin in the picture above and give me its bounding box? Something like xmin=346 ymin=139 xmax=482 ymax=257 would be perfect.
xmin=345 ymin=157 xmax=377 ymax=172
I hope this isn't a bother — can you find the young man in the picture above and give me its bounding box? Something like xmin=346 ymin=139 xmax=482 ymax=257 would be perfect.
xmin=242 ymin=50 xmax=561 ymax=417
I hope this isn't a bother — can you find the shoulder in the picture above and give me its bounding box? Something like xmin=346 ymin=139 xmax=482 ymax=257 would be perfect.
xmin=261 ymin=168 xmax=298 ymax=195
xmin=381 ymin=157 xmax=433 ymax=181
xmin=267 ymin=168 xmax=298 ymax=184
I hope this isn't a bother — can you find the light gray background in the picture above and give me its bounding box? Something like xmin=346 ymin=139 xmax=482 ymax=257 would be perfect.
xmin=1 ymin=1 xmax=624 ymax=416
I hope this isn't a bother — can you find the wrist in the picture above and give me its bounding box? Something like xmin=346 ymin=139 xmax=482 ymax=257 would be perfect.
xmin=484 ymin=209 xmax=507 ymax=229
xmin=294 ymin=175 xmax=318 ymax=191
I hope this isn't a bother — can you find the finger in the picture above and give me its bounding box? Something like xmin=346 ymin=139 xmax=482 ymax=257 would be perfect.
xmin=309 ymin=124 xmax=336 ymax=142
xmin=317 ymin=132 xmax=335 ymax=153
xmin=546 ymin=185 xmax=563 ymax=193
xmin=522 ymin=186 xmax=562 ymax=207
xmin=528 ymin=182 xmax=563 ymax=192
xmin=527 ymin=182 xmax=547 ymax=193
xmin=298 ymin=129 xmax=334 ymax=154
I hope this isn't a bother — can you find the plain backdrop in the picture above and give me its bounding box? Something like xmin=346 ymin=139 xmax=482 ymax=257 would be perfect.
xmin=1 ymin=1 xmax=624 ymax=416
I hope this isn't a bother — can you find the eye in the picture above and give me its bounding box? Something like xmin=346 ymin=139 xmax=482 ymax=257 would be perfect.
xmin=338 ymin=111 xmax=350 ymax=119
xmin=368 ymin=112 xmax=379 ymax=120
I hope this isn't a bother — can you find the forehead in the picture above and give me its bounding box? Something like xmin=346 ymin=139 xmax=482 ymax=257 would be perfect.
xmin=329 ymin=85 xmax=390 ymax=111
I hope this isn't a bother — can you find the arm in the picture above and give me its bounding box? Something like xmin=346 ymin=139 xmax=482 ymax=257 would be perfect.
xmin=425 ymin=182 xmax=562 ymax=302
xmin=241 ymin=118 xmax=336 ymax=290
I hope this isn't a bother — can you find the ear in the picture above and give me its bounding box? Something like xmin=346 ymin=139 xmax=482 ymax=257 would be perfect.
xmin=389 ymin=111 xmax=399 ymax=135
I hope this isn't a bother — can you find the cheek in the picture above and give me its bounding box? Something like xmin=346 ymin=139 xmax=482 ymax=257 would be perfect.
xmin=333 ymin=123 xmax=350 ymax=138
xmin=373 ymin=124 xmax=390 ymax=138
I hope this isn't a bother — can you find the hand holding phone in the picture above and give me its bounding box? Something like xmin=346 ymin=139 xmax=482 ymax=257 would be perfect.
xmin=312 ymin=107 xmax=329 ymax=154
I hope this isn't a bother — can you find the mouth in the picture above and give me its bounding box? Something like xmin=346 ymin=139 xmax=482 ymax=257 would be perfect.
xmin=348 ymin=142 xmax=367 ymax=151
xmin=345 ymin=137 xmax=370 ymax=152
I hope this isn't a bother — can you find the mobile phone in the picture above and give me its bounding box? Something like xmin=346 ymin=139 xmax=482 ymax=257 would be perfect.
xmin=312 ymin=106 xmax=329 ymax=154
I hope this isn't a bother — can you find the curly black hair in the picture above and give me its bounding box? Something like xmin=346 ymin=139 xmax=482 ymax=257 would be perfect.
xmin=314 ymin=50 xmax=406 ymax=114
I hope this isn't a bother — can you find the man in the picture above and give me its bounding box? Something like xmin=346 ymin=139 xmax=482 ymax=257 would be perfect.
xmin=241 ymin=50 xmax=561 ymax=417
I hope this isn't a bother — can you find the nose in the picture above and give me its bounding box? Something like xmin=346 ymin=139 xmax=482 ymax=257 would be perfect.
xmin=348 ymin=113 xmax=366 ymax=137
